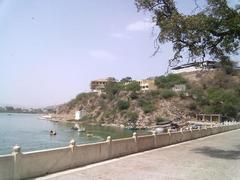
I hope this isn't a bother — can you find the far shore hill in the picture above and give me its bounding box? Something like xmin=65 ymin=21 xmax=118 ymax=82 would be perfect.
xmin=52 ymin=68 xmax=240 ymax=128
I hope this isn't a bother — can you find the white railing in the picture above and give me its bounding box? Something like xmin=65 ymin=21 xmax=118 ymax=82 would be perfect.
xmin=0 ymin=122 xmax=239 ymax=180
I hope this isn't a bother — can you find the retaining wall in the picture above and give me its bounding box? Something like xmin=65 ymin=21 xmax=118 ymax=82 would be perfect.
xmin=0 ymin=123 xmax=239 ymax=180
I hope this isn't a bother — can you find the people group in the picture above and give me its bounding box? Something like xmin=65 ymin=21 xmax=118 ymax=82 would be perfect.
xmin=50 ymin=130 xmax=57 ymax=136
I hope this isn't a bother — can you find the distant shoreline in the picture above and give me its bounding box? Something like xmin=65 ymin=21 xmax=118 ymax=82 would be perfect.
xmin=0 ymin=112 xmax=43 ymax=115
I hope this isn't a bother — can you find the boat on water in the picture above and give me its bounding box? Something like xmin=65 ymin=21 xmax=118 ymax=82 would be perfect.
xmin=72 ymin=123 xmax=80 ymax=130
xmin=72 ymin=123 xmax=86 ymax=132
xmin=39 ymin=115 xmax=52 ymax=120
xmin=78 ymin=127 xmax=86 ymax=132
xmin=86 ymin=133 xmax=93 ymax=137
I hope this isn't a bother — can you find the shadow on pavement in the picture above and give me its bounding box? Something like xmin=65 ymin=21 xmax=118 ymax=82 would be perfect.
xmin=192 ymin=146 xmax=240 ymax=160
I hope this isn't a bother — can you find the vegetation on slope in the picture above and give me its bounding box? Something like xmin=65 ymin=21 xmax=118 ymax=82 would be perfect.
xmin=57 ymin=67 xmax=240 ymax=127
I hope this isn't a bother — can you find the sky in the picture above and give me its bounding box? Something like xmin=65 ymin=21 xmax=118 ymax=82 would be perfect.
xmin=0 ymin=0 xmax=239 ymax=107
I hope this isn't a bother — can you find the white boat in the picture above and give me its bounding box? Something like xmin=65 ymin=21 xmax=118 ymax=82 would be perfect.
xmin=72 ymin=124 xmax=86 ymax=132
xmin=78 ymin=127 xmax=86 ymax=132
xmin=72 ymin=123 xmax=80 ymax=130
xmin=40 ymin=115 xmax=52 ymax=120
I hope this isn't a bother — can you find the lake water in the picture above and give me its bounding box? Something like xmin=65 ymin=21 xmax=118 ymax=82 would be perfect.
xmin=0 ymin=113 xmax=147 ymax=155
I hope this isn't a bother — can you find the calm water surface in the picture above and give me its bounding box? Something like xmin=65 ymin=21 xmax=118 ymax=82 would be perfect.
xmin=0 ymin=113 xmax=147 ymax=155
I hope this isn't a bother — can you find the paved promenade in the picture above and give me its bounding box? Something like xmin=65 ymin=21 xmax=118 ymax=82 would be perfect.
xmin=37 ymin=129 xmax=240 ymax=180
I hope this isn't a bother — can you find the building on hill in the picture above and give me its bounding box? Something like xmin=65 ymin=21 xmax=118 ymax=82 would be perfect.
xmin=172 ymin=84 xmax=186 ymax=93
xmin=171 ymin=61 xmax=219 ymax=74
xmin=196 ymin=114 xmax=222 ymax=123
xmin=90 ymin=77 xmax=117 ymax=94
xmin=137 ymin=79 xmax=157 ymax=92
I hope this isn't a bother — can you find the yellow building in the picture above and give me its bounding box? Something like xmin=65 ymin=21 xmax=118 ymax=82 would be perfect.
xmin=90 ymin=78 xmax=116 ymax=94
xmin=137 ymin=79 xmax=157 ymax=92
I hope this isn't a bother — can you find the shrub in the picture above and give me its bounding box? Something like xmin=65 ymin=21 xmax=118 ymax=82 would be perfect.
xmin=188 ymin=102 xmax=197 ymax=111
xmin=201 ymin=88 xmax=240 ymax=118
xmin=130 ymin=91 xmax=138 ymax=99
xmin=191 ymin=88 xmax=208 ymax=106
xmin=105 ymin=82 xmax=123 ymax=96
xmin=179 ymin=92 xmax=186 ymax=99
xmin=100 ymin=94 xmax=107 ymax=99
xmin=155 ymin=117 xmax=168 ymax=125
xmin=142 ymin=104 xmax=156 ymax=114
xmin=126 ymin=111 xmax=139 ymax=127
xmin=155 ymin=74 xmax=186 ymax=89
xmin=146 ymin=90 xmax=160 ymax=98
xmin=203 ymin=105 xmax=215 ymax=114
xmin=117 ymin=100 xmax=129 ymax=110
xmin=161 ymin=89 xmax=176 ymax=99
xmin=220 ymin=60 xmax=237 ymax=75
xmin=125 ymin=81 xmax=141 ymax=91
xmin=138 ymin=99 xmax=156 ymax=113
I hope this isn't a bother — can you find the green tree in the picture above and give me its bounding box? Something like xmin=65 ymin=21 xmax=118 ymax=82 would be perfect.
xmin=155 ymin=74 xmax=186 ymax=88
xmin=220 ymin=59 xmax=237 ymax=74
xmin=117 ymin=100 xmax=130 ymax=110
xmin=125 ymin=81 xmax=141 ymax=91
xmin=135 ymin=0 xmax=240 ymax=64
xmin=105 ymin=81 xmax=123 ymax=97
xmin=120 ymin=77 xmax=132 ymax=83
xmin=5 ymin=106 xmax=14 ymax=112
xmin=138 ymin=98 xmax=156 ymax=113
xmin=206 ymin=88 xmax=240 ymax=118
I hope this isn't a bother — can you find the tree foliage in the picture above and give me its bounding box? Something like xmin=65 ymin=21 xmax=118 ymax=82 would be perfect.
xmin=135 ymin=0 xmax=240 ymax=64
xmin=155 ymin=74 xmax=186 ymax=88
xmin=127 ymin=111 xmax=139 ymax=128
xmin=117 ymin=100 xmax=130 ymax=110
xmin=125 ymin=81 xmax=141 ymax=91
xmin=138 ymin=98 xmax=156 ymax=113
xmin=120 ymin=77 xmax=132 ymax=83
xmin=206 ymin=88 xmax=240 ymax=117
xmin=105 ymin=81 xmax=123 ymax=97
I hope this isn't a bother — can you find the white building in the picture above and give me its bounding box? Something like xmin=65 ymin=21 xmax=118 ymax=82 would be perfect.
xmin=75 ymin=109 xmax=87 ymax=120
xmin=171 ymin=61 xmax=218 ymax=74
xmin=172 ymin=84 xmax=186 ymax=92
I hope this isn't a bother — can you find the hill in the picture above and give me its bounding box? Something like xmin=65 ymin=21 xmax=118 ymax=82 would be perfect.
xmin=54 ymin=69 xmax=240 ymax=128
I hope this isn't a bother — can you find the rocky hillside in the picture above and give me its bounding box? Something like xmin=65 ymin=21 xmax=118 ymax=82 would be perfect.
xmin=55 ymin=69 xmax=240 ymax=128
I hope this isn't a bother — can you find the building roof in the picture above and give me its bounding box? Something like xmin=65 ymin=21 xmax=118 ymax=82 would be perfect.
xmin=91 ymin=79 xmax=109 ymax=82
xmin=172 ymin=61 xmax=218 ymax=70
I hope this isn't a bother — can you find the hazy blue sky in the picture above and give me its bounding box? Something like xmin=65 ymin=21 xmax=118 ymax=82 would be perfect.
xmin=0 ymin=0 xmax=239 ymax=107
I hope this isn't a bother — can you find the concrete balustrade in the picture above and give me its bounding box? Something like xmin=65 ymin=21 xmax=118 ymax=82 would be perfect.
xmin=182 ymin=130 xmax=192 ymax=141
xmin=0 ymin=155 xmax=13 ymax=180
xmin=137 ymin=135 xmax=155 ymax=152
xmin=0 ymin=123 xmax=240 ymax=180
xmin=191 ymin=129 xmax=202 ymax=139
xmin=169 ymin=132 xmax=183 ymax=144
xmin=111 ymin=138 xmax=136 ymax=158
xmin=155 ymin=132 xmax=170 ymax=147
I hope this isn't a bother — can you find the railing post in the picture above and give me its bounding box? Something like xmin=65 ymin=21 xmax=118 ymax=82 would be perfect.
xmin=152 ymin=130 xmax=157 ymax=148
xmin=12 ymin=145 xmax=21 ymax=180
xmin=133 ymin=132 xmax=138 ymax=152
xmin=106 ymin=136 xmax=112 ymax=158
xmin=189 ymin=126 xmax=193 ymax=133
xmin=69 ymin=139 xmax=76 ymax=169
xmin=69 ymin=139 xmax=76 ymax=152
xmin=180 ymin=128 xmax=183 ymax=133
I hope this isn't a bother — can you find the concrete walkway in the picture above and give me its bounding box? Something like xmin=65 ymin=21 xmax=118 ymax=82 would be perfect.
xmin=37 ymin=129 xmax=240 ymax=180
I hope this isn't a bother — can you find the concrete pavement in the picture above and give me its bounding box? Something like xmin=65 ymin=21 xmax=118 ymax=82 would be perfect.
xmin=37 ymin=129 xmax=240 ymax=180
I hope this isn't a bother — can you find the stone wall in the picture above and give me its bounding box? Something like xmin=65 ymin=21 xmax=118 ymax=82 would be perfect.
xmin=0 ymin=123 xmax=239 ymax=180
